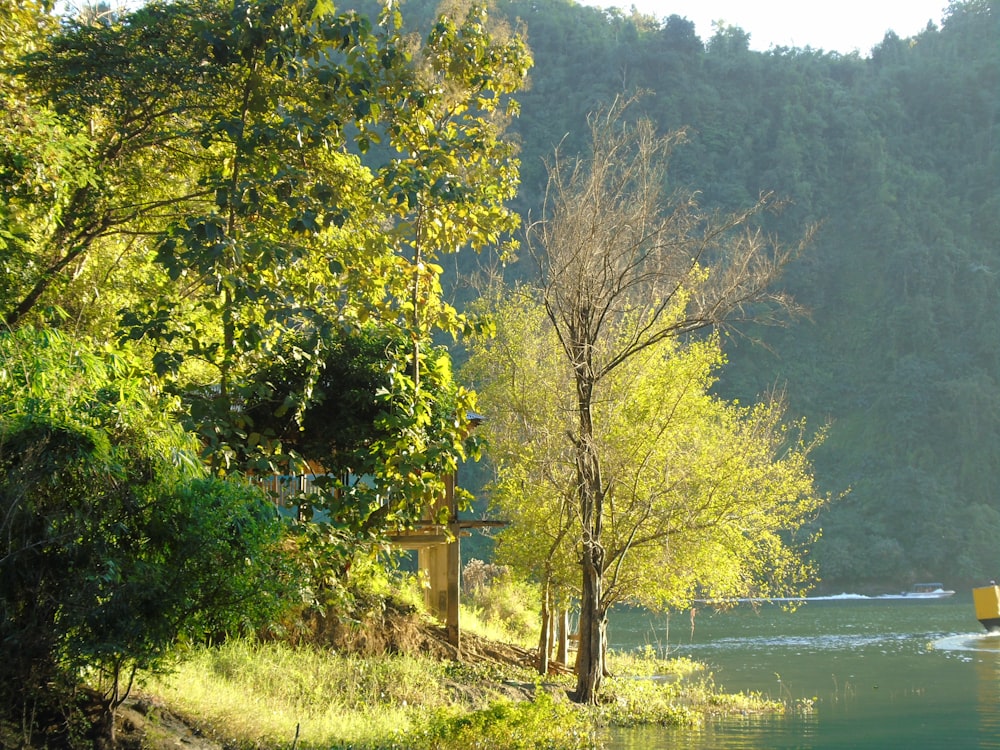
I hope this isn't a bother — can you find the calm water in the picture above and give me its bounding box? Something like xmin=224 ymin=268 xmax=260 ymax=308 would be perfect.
xmin=606 ymin=595 xmax=1000 ymax=749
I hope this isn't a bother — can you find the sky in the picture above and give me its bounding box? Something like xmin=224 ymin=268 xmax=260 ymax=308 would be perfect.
xmin=66 ymin=0 xmax=951 ymax=57
xmin=575 ymin=0 xmax=950 ymax=55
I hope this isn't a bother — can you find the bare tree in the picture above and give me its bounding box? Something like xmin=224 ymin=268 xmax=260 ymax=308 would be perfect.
xmin=527 ymin=96 xmax=812 ymax=704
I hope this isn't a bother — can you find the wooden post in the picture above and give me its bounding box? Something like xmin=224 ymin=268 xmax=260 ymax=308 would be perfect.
xmin=556 ymin=609 xmax=569 ymax=665
xmin=445 ymin=474 xmax=460 ymax=651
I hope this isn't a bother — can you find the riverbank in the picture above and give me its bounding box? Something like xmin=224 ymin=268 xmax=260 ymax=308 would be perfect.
xmin=128 ymin=624 xmax=790 ymax=750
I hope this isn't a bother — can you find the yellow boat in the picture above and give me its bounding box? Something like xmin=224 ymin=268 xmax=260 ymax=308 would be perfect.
xmin=973 ymin=584 xmax=1000 ymax=632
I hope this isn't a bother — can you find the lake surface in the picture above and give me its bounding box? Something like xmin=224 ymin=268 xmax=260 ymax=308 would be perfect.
xmin=606 ymin=594 xmax=1000 ymax=748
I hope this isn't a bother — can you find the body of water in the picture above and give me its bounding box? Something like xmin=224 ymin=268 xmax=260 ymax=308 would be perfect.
xmin=607 ymin=594 xmax=1000 ymax=748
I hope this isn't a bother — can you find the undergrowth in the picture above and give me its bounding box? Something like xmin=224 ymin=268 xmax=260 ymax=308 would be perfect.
xmin=142 ymin=641 xmax=447 ymax=749
xmin=413 ymin=690 xmax=600 ymax=750
xmin=141 ymin=638 xmax=787 ymax=750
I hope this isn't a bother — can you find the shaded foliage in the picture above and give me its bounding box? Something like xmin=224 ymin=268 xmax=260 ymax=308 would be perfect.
xmin=0 ymin=328 xmax=289 ymax=744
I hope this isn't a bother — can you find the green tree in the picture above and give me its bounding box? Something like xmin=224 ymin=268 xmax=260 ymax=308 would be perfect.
xmin=8 ymin=0 xmax=528 ymax=538
xmin=462 ymin=289 xmax=578 ymax=672
xmin=523 ymin=96 xmax=811 ymax=702
xmin=0 ymin=327 xmax=288 ymax=744
xmin=464 ymin=286 xmax=825 ymax=676
xmin=244 ymin=325 xmax=476 ymax=535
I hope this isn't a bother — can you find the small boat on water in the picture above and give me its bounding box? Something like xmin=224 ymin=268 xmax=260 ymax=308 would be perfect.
xmin=898 ymin=582 xmax=956 ymax=599
xmin=973 ymin=584 xmax=1000 ymax=632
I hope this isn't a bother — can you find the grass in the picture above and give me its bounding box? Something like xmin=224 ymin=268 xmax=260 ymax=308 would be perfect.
xmin=606 ymin=645 xmax=704 ymax=679
xmin=140 ymin=637 xmax=789 ymax=749
xmin=460 ymin=576 xmax=540 ymax=649
xmin=597 ymin=648 xmax=783 ymax=729
xmin=143 ymin=641 xmax=451 ymax=749
xmin=415 ymin=690 xmax=599 ymax=750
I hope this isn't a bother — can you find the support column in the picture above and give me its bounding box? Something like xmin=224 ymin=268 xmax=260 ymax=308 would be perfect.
xmin=445 ymin=474 xmax=460 ymax=651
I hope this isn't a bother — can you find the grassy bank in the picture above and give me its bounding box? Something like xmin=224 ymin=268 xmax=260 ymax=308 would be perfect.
xmin=139 ymin=639 xmax=787 ymax=749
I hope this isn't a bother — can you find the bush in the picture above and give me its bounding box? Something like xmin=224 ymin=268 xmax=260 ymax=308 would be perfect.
xmin=0 ymin=328 xmax=290 ymax=744
xmin=415 ymin=690 xmax=599 ymax=750
xmin=460 ymin=560 xmax=539 ymax=645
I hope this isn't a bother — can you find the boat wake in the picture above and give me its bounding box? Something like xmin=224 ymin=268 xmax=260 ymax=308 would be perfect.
xmin=698 ymin=592 xmax=955 ymax=604
xmin=932 ymin=633 xmax=1000 ymax=652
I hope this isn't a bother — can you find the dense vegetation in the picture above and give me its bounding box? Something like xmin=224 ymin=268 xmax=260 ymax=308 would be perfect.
xmin=451 ymin=0 xmax=998 ymax=589
xmin=3 ymin=0 xmax=997 ymax=741
xmin=0 ymin=0 xmax=535 ymax=741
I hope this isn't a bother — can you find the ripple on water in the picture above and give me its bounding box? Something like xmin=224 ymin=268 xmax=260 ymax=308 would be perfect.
xmin=932 ymin=632 xmax=1000 ymax=653
xmin=684 ymin=631 xmax=922 ymax=656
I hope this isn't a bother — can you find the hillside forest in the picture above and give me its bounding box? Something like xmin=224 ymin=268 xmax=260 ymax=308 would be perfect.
xmin=454 ymin=0 xmax=999 ymax=590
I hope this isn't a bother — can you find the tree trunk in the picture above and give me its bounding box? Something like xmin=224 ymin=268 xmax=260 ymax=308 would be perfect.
xmin=573 ymin=369 xmax=606 ymax=703
xmin=537 ymin=581 xmax=551 ymax=675
xmin=601 ymin=616 xmax=610 ymax=677
xmin=575 ymin=547 xmax=603 ymax=702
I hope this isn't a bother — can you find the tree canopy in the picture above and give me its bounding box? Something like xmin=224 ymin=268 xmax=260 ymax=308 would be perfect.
xmin=1 ymin=0 xmax=530 ymax=536
xmin=465 ymin=288 xmax=824 ymax=612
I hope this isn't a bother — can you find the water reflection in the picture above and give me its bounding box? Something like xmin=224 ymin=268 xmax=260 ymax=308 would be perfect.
xmin=607 ymin=714 xmax=820 ymax=750
xmin=936 ymin=633 xmax=1000 ymax=747
xmin=975 ymin=655 xmax=1000 ymax=746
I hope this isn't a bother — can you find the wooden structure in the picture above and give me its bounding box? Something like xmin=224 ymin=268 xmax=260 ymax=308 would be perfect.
xmin=389 ymin=473 xmax=505 ymax=651
xmin=262 ymin=417 xmax=500 ymax=653
xmin=389 ymin=474 xmax=463 ymax=647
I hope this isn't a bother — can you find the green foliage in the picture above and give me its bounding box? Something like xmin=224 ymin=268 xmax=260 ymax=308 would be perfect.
xmin=239 ymin=324 xmax=480 ymax=541
xmin=275 ymin=524 xmax=427 ymax=636
xmin=417 ymin=690 xmax=599 ymax=750
xmin=144 ymin=640 xmax=451 ymax=749
xmin=461 ymin=290 xmax=578 ymax=602
xmin=192 ymin=641 xmax=451 ymax=714
xmin=2 ymin=0 xmax=528 ymax=545
xmin=0 ymin=327 xmax=288 ymax=734
xmin=593 ymin=679 xmax=699 ymax=728
xmin=606 ymin=648 xmax=703 ymax=679
xmin=465 ymin=284 xmax=826 ymax=611
xmin=141 ymin=638 xmax=786 ymax=749
xmin=244 ymin=326 xmax=413 ymax=463
xmin=460 ymin=561 xmax=539 ymax=646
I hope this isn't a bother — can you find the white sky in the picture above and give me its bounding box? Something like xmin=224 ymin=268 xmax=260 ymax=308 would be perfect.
xmin=576 ymin=0 xmax=950 ymax=55
xmin=67 ymin=1 xmax=951 ymax=57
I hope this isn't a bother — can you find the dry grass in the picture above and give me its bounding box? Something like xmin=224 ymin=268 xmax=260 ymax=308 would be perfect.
xmin=142 ymin=641 xmax=450 ymax=749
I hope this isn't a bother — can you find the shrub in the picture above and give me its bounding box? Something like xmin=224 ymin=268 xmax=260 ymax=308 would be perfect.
xmin=460 ymin=562 xmax=539 ymax=645
xmin=0 ymin=328 xmax=289 ymax=744
xmin=415 ymin=689 xmax=599 ymax=750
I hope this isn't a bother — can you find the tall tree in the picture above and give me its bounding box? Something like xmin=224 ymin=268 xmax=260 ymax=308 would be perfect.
xmin=527 ymin=97 xmax=811 ymax=702
xmin=9 ymin=0 xmax=529 ymax=533
xmin=464 ymin=285 xmax=825 ymax=676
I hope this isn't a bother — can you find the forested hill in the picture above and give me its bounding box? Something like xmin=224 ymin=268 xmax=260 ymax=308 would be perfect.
xmin=435 ymin=0 xmax=999 ymax=589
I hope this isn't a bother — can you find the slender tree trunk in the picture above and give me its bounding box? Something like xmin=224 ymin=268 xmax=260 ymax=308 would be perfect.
xmin=575 ymin=550 xmax=604 ymax=702
xmin=573 ymin=373 xmax=606 ymax=703
xmin=4 ymin=182 xmax=107 ymax=329
xmin=537 ymin=579 xmax=551 ymax=675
